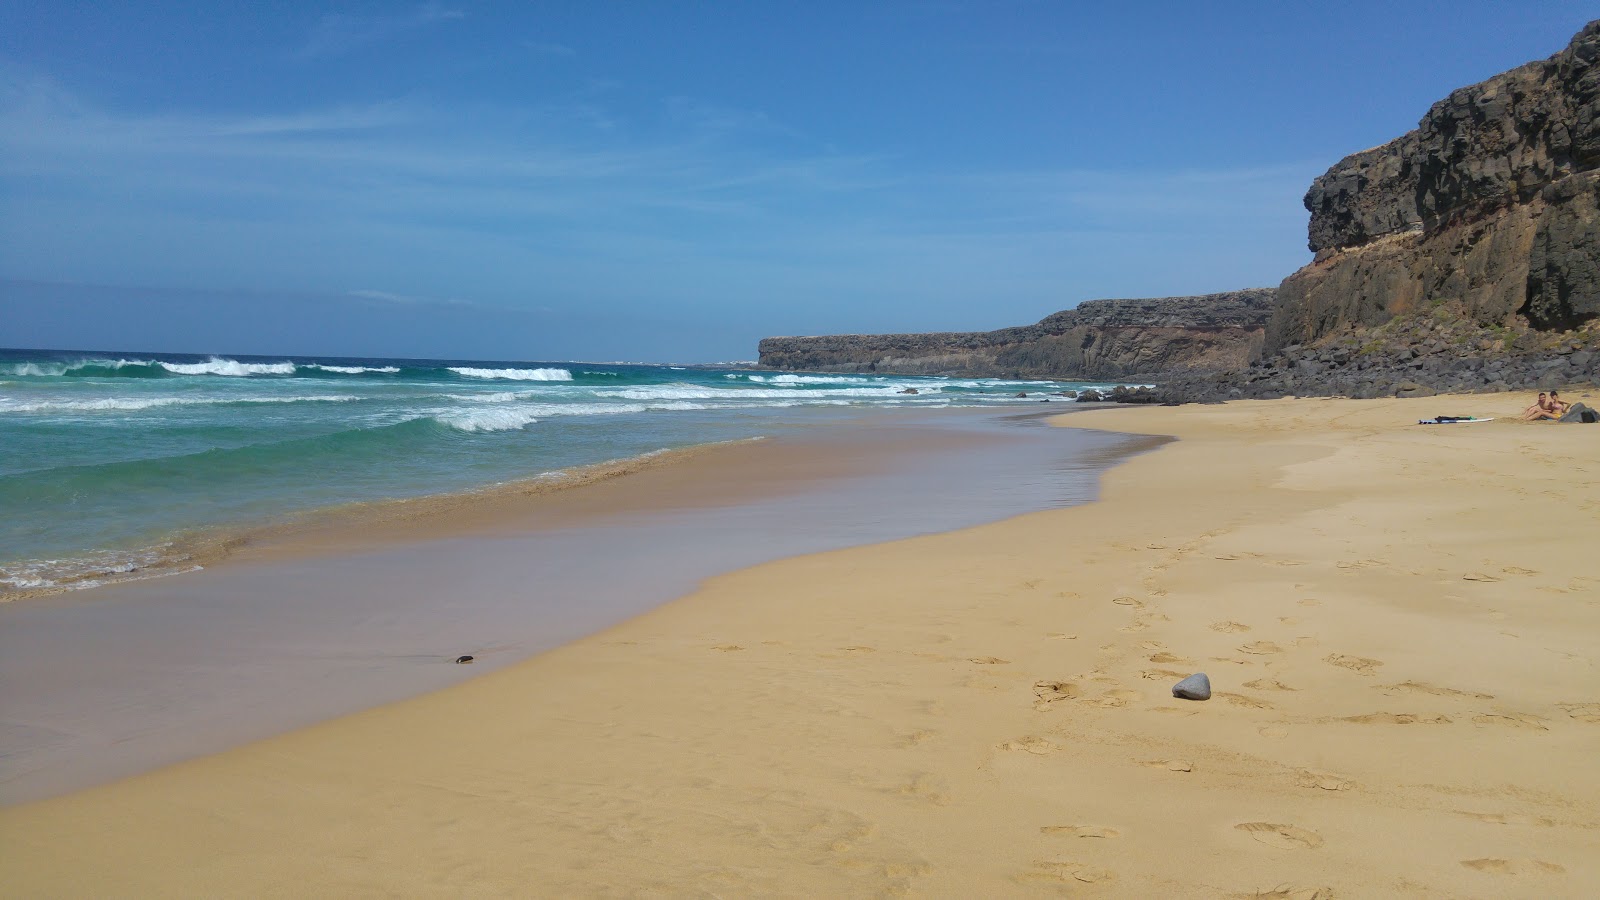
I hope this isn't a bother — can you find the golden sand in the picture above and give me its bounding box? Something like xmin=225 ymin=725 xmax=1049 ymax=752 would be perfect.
xmin=3 ymin=394 xmax=1596 ymax=897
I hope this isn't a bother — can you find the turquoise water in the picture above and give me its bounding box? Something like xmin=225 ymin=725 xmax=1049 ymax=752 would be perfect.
xmin=0 ymin=348 xmax=1128 ymax=595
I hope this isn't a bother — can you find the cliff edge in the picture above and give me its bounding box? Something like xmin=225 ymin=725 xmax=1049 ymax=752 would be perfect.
xmin=1269 ymin=19 xmax=1600 ymax=350
xmin=757 ymin=289 xmax=1274 ymax=380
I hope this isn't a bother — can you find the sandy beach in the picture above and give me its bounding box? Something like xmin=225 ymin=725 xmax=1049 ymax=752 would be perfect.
xmin=3 ymin=393 xmax=1597 ymax=897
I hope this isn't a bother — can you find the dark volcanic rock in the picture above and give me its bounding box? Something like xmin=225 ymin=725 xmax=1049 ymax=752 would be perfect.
xmin=757 ymin=289 xmax=1275 ymax=380
xmin=1172 ymin=673 xmax=1211 ymax=701
xmin=1269 ymin=21 xmax=1600 ymax=355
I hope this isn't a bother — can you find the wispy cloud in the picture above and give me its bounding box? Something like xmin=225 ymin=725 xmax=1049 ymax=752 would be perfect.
xmin=522 ymin=40 xmax=577 ymax=59
xmin=348 ymin=289 xmax=474 ymax=307
xmin=0 ymin=67 xmax=1314 ymax=337
xmin=298 ymin=3 xmax=464 ymax=59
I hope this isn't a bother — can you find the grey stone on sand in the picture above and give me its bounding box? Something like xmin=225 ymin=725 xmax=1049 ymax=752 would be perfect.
xmin=1172 ymin=673 xmax=1211 ymax=701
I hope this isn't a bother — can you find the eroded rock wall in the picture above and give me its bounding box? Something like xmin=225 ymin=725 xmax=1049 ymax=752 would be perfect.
xmin=1269 ymin=20 xmax=1600 ymax=351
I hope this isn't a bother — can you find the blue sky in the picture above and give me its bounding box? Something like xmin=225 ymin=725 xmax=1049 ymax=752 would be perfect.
xmin=1 ymin=2 xmax=1593 ymax=362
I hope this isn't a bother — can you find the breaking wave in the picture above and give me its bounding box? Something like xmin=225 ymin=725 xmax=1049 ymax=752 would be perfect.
xmin=303 ymin=364 xmax=401 ymax=375
xmin=0 ymin=395 xmax=361 ymax=414
xmin=447 ymin=367 xmax=574 ymax=381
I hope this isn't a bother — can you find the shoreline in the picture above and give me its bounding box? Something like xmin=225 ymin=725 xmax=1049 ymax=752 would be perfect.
xmin=0 ymin=405 xmax=1151 ymax=806
xmin=3 ymin=392 xmax=1596 ymax=895
xmin=0 ymin=437 xmax=778 ymax=603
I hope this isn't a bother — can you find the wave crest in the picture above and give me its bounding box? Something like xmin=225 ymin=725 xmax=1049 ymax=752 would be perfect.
xmin=303 ymin=364 xmax=401 ymax=375
xmin=159 ymin=358 xmax=296 ymax=376
xmin=432 ymin=407 xmax=541 ymax=432
xmin=448 ymin=367 xmax=573 ymax=381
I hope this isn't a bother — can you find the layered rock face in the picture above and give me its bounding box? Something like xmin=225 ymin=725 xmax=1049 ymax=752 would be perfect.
xmin=757 ymin=289 xmax=1274 ymax=380
xmin=1268 ymin=20 xmax=1600 ymax=350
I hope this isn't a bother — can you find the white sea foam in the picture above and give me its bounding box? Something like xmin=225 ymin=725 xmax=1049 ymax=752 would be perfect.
xmin=597 ymin=384 xmax=911 ymax=402
xmin=433 ymin=407 xmax=542 ymax=432
xmin=303 ymin=364 xmax=401 ymax=374
xmin=159 ymin=358 xmax=297 ymax=376
xmin=448 ymin=367 xmax=574 ymax=381
xmin=2 ymin=358 xmax=146 ymax=376
xmin=445 ymin=390 xmax=538 ymax=404
xmin=431 ymin=399 xmax=729 ymax=431
xmin=0 ymin=395 xmax=360 ymax=414
xmin=739 ymin=373 xmax=886 ymax=385
xmin=3 ymin=362 xmax=66 ymax=377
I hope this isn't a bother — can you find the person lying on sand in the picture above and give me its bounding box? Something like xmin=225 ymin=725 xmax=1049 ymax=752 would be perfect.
xmin=1522 ymin=392 xmax=1560 ymax=420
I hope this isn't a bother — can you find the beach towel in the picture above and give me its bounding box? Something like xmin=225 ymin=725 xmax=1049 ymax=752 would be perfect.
xmin=1417 ymin=416 xmax=1494 ymax=425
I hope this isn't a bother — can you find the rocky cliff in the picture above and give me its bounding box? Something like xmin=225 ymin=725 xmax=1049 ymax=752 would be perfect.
xmin=757 ymin=289 xmax=1275 ymax=380
xmin=1268 ymin=19 xmax=1600 ymax=351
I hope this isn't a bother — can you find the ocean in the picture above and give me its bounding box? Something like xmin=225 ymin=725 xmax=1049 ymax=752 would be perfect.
xmin=0 ymin=347 xmax=1131 ymax=598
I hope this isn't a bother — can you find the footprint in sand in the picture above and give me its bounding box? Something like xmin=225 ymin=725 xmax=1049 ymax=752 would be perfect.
xmin=713 ymin=644 xmax=745 ymax=652
xmin=1216 ymin=692 xmax=1274 ymax=709
xmin=1000 ymin=736 xmax=1060 ymax=755
xmin=1336 ymin=559 xmax=1385 ymax=570
xmin=1339 ymin=712 xmax=1452 ymax=725
xmin=1033 ymin=681 xmax=1081 ymax=709
xmin=1239 ymin=641 xmax=1283 ymax=655
xmin=1112 ymin=596 xmax=1143 ymax=608
xmin=1295 ymin=769 xmax=1354 ymax=791
xmin=1016 ymin=860 xmax=1116 ymax=885
xmin=1140 ymin=759 xmax=1193 ymax=772
xmin=1471 ymin=713 xmax=1548 ymax=731
xmin=1502 ymin=566 xmax=1538 ymax=576
xmin=898 ymin=730 xmax=936 ymax=748
xmin=1210 ymin=621 xmax=1252 ymax=633
xmin=841 ymin=646 xmax=876 ymax=653
xmin=968 ymin=656 xmax=1010 ymax=665
xmin=1041 ymin=824 xmax=1121 ymax=838
xmin=1456 ymin=811 xmax=1556 ymax=827
xmin=1045 ymin=632 xmax=1079 ymax=640
xmin=1235 ymin=822 xmax=1324 ymax=849
xmin=1095 ymin=688 xmax=1143 ymax=708
xmin=1141 ymin=668 xmax=1188 ymax=681
xmin=1324 ymin=653 xmax=1383 ymax=675
xmin=1244 ymin=678 xmax=1298 ymax=692
xmin=1229 ymin=885 xmax=1334 ymax=900
xmin=889 ymin=773 xmax=951 ymax=806
xmin=1558 ymin=702 xmax=1600 ymax=723
xmin=1461 ymin=858 xmax=1566 ymax=875
xmin=1278 ymin=616 xmax=1303 ymax=625
xmin=1149 ymin=652 xmax=1193 ymax=665
xmin=1259 ymin=725 xmax=1290 ymax=738
xmin=1138 ymin=640 xmax=1167 ymax=651
xmin=1463 ymin=572 xmax=1503 ymax=582
xmin=1378 ymin=680 xmax=1493 ymax=700
xmin=1298 ymin=599 xmax=1322 ymax=607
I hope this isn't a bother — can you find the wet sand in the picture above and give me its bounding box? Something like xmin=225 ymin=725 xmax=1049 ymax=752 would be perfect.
xmin=0 ymin=406 xmax=1153 ymax=805
xmin=2 ymin=394 xmax=1597 ymax=897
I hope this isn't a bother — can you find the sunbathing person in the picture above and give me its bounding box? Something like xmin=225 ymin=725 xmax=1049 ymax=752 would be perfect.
xmin=1549 ymin=390 xmax=1569 ymax=416
xmin=1522 ymin=392 xmax=1558 ymax=420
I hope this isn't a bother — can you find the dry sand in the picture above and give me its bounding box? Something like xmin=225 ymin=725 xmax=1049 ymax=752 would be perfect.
xmin=2 ymin=393 xmax=1597 ymax=897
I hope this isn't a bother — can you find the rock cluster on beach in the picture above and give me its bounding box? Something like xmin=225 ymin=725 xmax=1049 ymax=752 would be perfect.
xmin=758 ymin=20 xmax=1600 ymax=403
xmin=1158 ymin=304 xmax=1597 ymax=402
